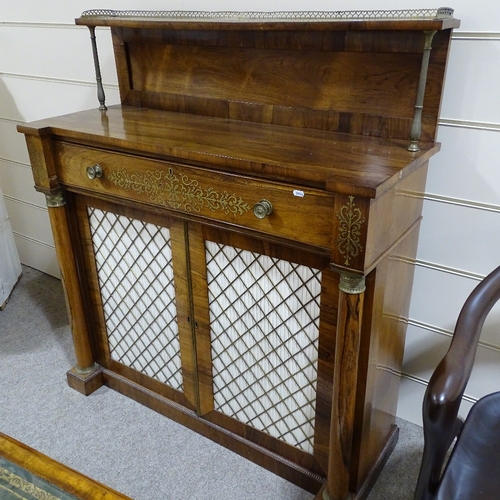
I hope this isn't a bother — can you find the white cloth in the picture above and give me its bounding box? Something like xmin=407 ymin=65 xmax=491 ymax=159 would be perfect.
xmin=0 ymin=188 xmax=22 ymax=309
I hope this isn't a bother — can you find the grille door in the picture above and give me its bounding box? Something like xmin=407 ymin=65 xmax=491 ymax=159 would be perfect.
xmin=205 ymin=241 xmax=322 ymax=455
xmin=88 ymin=207 xmax=184 ymax=391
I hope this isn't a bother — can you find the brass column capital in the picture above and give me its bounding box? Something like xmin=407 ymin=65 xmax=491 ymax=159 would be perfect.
xmin=338 ymin=271 xmax=366 ymax=295
xmin=45 ymin=190 xmax=66 ymax=208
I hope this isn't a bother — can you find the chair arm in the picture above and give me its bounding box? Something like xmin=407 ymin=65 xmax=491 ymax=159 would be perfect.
xmin=414 ymin=265 xmax=500 ymax=500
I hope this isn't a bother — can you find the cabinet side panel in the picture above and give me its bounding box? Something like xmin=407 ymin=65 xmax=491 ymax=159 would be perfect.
xmin=352 ymin=222 xmax=421 ymax=489
xmin=365 ymin=162 xmax=428 ymax=272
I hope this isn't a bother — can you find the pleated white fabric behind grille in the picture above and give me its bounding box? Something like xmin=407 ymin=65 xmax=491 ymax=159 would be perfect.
xmin=88 ymin=208 xmax=183 ymax=391
xmin=205 ymin=241 xmax=321 ymax=454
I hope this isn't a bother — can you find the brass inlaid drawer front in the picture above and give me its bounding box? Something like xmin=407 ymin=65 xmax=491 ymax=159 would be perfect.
xmin=54 ymin=142 xmax=334 ymax=249
xmin=108 ymin=168 xmax=251 ymax=216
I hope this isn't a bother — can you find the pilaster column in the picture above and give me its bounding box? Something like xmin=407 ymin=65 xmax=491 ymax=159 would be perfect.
xmin=45 ymin=191 xmax=96 ymax=375
xmin=324 ymin=271 xmax=366 ymax=500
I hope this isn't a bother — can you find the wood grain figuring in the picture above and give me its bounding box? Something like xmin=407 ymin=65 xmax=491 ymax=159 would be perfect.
xmin=187 ymin=222 xmax=216 ymax=416
xmin=117 ymin=27 xmax=427 ymax=53
xmin=127 ymin=44 xmax=421 ymax=117
xmin=189 ymin=224 xmax=334 ymax=474
xmin=108 ymin=26 xmax=453 ymax=140
xmin=364 ymin=161 xmax=429 ymax=272
xmin=73 ymin=196 xmax=196 ymax=411
xmin=327 ymin=288 xmax=364 ymax=499
xmin=315 ymin=425 xmax=399 ymax=500
xmin=54 ymin=140 xmax=336 ymax=249
xmin=313 ymin=268 xmax=340 ymax=474
xmin=170 ymin=220 xmax=201 ymax=411
xmin=351 ymin=228 xmax=421 ymax=490
xmin=24 ymin=135 xmax=58 ymax=191
xmin=19 ymin=106 xmax=440 ymax=196
xmin=47 ymin=204 xmax=95 ymax=372
xmin=66 ymin=366 xmax=104 ymax=396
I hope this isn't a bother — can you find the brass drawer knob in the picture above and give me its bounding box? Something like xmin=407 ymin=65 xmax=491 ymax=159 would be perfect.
xmin=86 ymin=164 xmax=103 ymax=180
xmin=253 ymin=199 xmax=273 ymax=219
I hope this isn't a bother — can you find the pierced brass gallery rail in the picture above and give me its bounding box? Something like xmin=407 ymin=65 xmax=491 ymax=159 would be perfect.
xmin=109 ymin=168 xmax=251 ymax=215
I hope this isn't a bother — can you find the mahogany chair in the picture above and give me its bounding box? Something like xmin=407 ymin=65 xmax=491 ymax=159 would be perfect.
xmin=414 ymin=265 xmax=500 ymax=500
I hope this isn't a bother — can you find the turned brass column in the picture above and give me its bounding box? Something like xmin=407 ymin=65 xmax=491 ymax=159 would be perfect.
xmin=324 ymin=271 xmax=366 ymax=500
xmin=407 ymin=29 xmax=437 ymax=152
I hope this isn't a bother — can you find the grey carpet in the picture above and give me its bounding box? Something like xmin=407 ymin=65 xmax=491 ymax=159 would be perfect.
xmin=0 ymin=266 xmax=423 ymax=499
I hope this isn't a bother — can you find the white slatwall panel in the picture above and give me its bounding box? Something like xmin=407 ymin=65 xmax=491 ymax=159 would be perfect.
xmin=0 ymin=120 xmax=30 ymax=165
xmin=440 ymin=39 xmax=500 ymax=123
xmin=1 ymin=1 xmax=499 ymax=425
xmin=0 ymin=19 xmax=120 ymax=276
xmin=0 ymin=160 xmax=46 ymax=207
xmin=428 ymin=126 xmax=500 ymax=205
xmin=1 ymin=75 xmax=120 ymax=123
xmin=3 ymin=197 xmax=53 ymax=247
xmin=416 ymin=201 xmax=500 ymax=277
xmin=13 ymin=233 xmax=60 ymax=279
xmin=0 ymin=27 xmax=117 ymax=85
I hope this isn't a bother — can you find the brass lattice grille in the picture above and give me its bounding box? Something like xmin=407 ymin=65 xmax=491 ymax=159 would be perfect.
xmin=205 ymin=241 xmax=321 ymax=454
xmin=88 ymin=208 xmax=183 ymax=391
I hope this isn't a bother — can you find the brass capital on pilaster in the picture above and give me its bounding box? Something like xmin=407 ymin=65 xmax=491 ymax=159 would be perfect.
xmin=45 ymin=191 xmax=66 ymax=208
xmin=339 ymin=271 xmax=366 ymax=295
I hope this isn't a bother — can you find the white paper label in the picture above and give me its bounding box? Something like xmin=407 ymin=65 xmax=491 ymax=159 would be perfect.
xmin=293 ymin=190 xmax=305 ymax=198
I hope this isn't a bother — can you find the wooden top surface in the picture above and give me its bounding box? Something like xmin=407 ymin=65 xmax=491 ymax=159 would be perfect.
xmin=75 ymin=9 xmax=460 ymax=31
xmin=19 ymin=105 xmax=440 ymax=198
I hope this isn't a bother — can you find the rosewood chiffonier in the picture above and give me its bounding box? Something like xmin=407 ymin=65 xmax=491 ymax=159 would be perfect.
xmin=18 ymin=9 xmax=459 ymax=499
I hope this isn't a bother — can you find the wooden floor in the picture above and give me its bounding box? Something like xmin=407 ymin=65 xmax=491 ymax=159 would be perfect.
xmin=0 ymin=432 xmax=131 ymax=499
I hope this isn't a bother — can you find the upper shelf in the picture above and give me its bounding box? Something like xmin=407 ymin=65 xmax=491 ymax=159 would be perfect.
xmin=75 ymin=8 xmax=460 ymax=31
xmin=74 ymin=9 xmax=460 ymax=147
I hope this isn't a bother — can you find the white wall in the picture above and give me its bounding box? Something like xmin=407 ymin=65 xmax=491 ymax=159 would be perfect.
xmin=1 ymin=1 xmax=499 ymax=425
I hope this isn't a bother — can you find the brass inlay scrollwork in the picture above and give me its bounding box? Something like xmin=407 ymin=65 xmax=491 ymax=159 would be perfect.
xmin=109 ymin=168 xmax=251 ymax=215
xmin=335 ymin=196 xmax=365 ymax=266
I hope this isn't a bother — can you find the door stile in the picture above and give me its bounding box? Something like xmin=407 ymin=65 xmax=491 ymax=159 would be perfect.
xmin=186 ymin=222 xmax=216 ymax=416
xmin=170 ymin=220 xmax=201 ymax=412
xmin=311 ymin=267 xmax=339 ymax=475
xmin=73 ymin=195 xmax=115 ymax=366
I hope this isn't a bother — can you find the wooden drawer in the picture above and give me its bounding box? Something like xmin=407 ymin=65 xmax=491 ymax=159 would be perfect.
xmin=54 ymin=142 xmax=334 ymax=249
